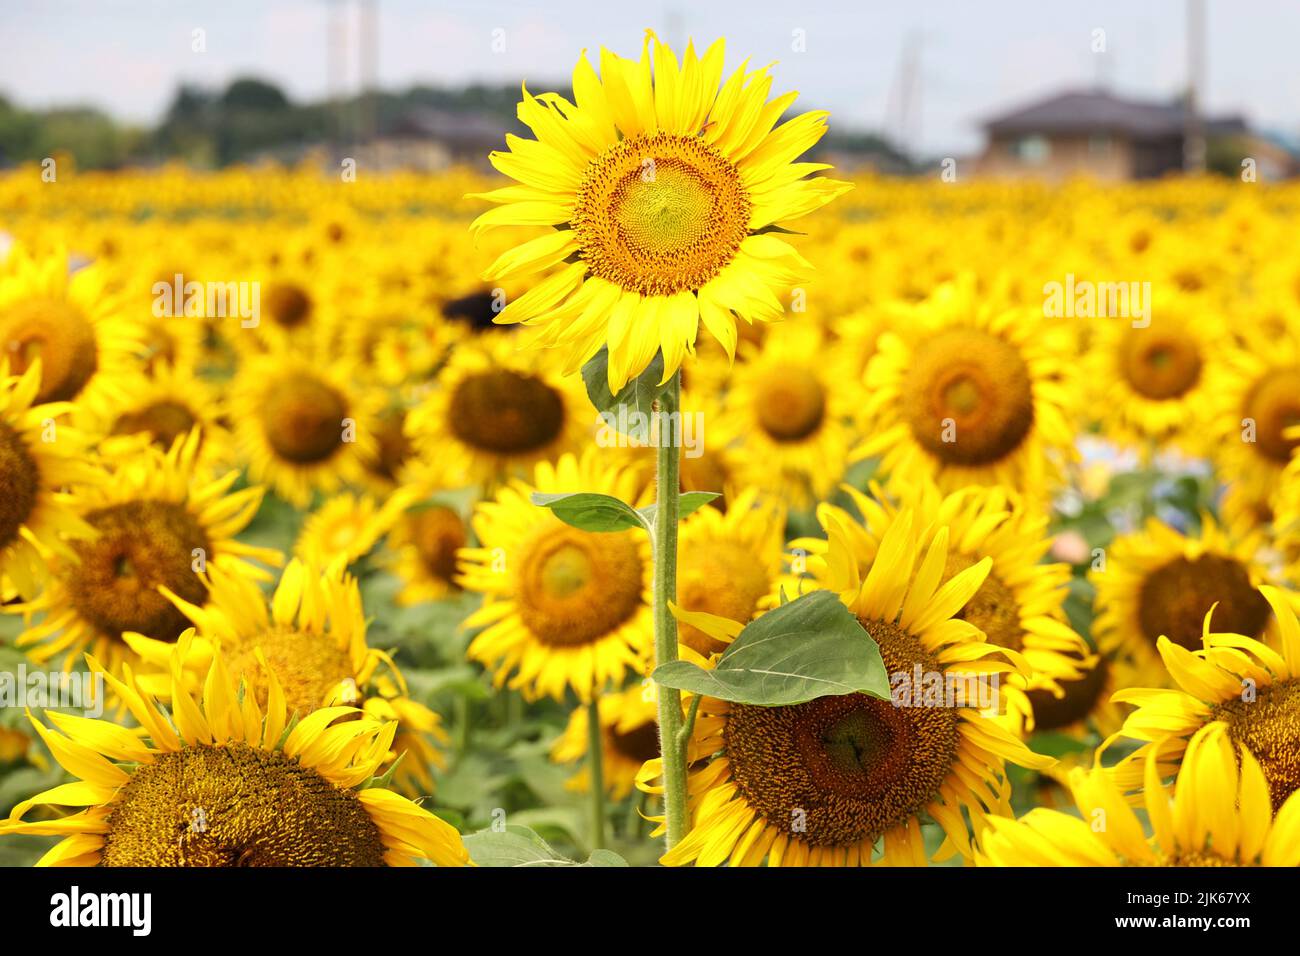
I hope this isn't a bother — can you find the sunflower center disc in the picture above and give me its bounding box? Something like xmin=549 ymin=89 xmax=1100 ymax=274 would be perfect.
xmin=676 ymin=539 xmax=771 ymax=656
xmin=448 ymin=369 xmax=565 ymax=454
xmin=724 ymin=621 xmax=960 ymax=848
xmin=1120 ymin=329 xmax=1203 ymax=399
xmin=101 ymin=744 xmax=387 ymax=866
xmin=1137 ymin=554 xmax=1271 ymax=650
xmin=0 ymin=297 xmax=99 ymax=403
xmin=67 ymin=500 xmax=212 ymax=642
xmin=224 ymin=627 xmax=356 ymax=715
xmin=260 ymin=374 xmax=347 ymax=464
xmin=516 ymin=528 xmax=642 ymax=646
xmin=264 ymin=281 xmax=313 ymax=329
xmin=903 ymin=327 xmax=1035 ymax=466
xmin=112 ymin=400 xmax=200 ymax=450
xmin=410 ymin=506 xmax=467 ymax=583
xmin=1244 ymin=367 xmax=1300 ymax=463
xmin=372 ymin=409 xmax=412 ymax=482
xmin=572 ymin=131 xmax=751 ymax=296
xmin=1212 ymin=678 xmax=1300 ymax=810
xmin=1027 ymin=656 xmax=1110 ymax=731
xmin=755 ymin=365 xmax=827 ymax=442
xmin=609 ymin=721 xmax=661 ymax=763
xmin=0 ymin=422 xmax=39 ymax=548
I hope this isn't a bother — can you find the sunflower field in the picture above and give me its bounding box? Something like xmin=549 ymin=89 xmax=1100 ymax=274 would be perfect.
xmin=1 ymin=33 xmax=1299 ymax=877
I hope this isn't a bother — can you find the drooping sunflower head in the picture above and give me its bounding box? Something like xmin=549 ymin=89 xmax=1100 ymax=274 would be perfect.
xmin=459 ymin=450 xmax=653 ymax=702
xmin=231 ymin=354 xmax=379 ymax=508
xmin=14 ymin=430 xmax=280 ymax=677
xmin=0 ymin=641 xmax=469 ymax=867
xmin=0 ymin=244 xmax=142 ymax=414
xmin=858 ymin=278 xmax=1076 ymax=500
xmin=471 ymin=31 xmax=851 ymax=391
xmin=0 ymin=359 xmax=98 ymax=599
xmin=1090 ymin=514 xmax=1275 ymax=685
xmin=656 ymin=509 xmax=1053 ymax=867
xmin=980 ymin=722 xmax=1300 ymax=867
xmin=405 ymin=334 xmax=590 ymax=488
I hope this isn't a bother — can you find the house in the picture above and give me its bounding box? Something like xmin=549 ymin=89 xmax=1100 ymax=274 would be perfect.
xmin=356 ymin=108 xmax=510 ymax=171
xmin=972 ymin=88 xmax=1257 ymax=181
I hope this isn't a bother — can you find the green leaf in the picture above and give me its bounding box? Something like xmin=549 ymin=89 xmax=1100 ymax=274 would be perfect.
xmin=637 ymin=491 xmax=720 ymax=525
xmin=652 ymin=590 xmax=890 ymax=707
xmin=463 ymin=824 xmax=628 ymax=867
xmin=531 ymin=492 xmax=649 ymax=533
xmin=581 ymin=346 xmax=666 ymax=439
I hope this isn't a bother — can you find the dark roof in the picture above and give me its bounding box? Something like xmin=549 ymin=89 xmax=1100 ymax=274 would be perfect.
xmin=386 ymin=108 xmax=508 ymax=146
xmin=982 ymin=89 xmax=1248 ymax=139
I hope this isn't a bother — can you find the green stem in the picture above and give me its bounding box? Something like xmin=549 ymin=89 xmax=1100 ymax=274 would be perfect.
xmin=652 ymin=371 xmax=689 ymax=849
xmin=585 ymin=697 xmax=607 ymax=849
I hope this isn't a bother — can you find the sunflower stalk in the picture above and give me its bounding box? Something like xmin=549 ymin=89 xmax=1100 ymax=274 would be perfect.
xmin=651 ymin=371 xmax=690 ymax=849
xmin=585 ymin=697 xmax=607 ymax=849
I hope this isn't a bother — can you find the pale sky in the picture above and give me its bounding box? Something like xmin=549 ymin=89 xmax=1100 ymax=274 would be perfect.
xmin=1 ymin=0 xmax=1297 ymax=155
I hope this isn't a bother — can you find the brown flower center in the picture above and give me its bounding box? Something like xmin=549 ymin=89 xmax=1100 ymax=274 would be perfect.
xmin=1137 ymin=554 xmax=1270 ymax=651
xmin=515 ymin=527 xmax=643 ymax=646
xmin=260 ymin=374 xmax=348 ymax=464
xmin=447 ymin=369 xmax=565 ymax=455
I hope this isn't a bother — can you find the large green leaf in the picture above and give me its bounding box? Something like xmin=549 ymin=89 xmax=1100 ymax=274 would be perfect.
xmin=463 ymin=824 xmax=629 ymax=867
xmin=530 ymin=492 xmax=649 ymax=533
xmin=581 ymin=346 xmax=666 ymax=439
xmin=652 ymin=590 xmax=890 ymax=707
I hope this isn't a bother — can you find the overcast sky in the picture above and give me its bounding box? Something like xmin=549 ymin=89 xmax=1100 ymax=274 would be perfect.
xmin=2 ymin=0 xmax=1297 ymax=155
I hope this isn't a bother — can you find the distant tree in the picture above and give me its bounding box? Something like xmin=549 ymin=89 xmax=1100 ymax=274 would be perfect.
xmin=220 ymin=78 xmax=290 ymax=112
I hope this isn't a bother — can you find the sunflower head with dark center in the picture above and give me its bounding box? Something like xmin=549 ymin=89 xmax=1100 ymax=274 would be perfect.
xmin=945 ymin=553 xmax=1024 ymax=653
xmin=223 ymin=627 xmax=356 ymax=717
xmin=260 ymin=373 xmax=348 ymax=464
xmin=447 ymin=369 xmax=565 ymax=455
xmin=100 ymin=743 xmax=387 ymax=866
xmin=409 ymin=506 xmax=467 ymax=584
xmin=903 ymin=327 xmax=1035 ymax=466
xmin=0 ymin=422 xmax=39 ymax=550
xmin=609 ymin=720 xmax=661 ymax=764
xmin=1212 ymin=678 xmax=1300 ymax=811
xmin=264 ymin=281 xmax=313 ymax=330
xmin=1119 ymin=328 xmax=1203 ymax=400
xmin=676 ymin=539 xmax=771 ymax=656
xmin=516 ymin=526 xmax=643 ymax=647
xmin=112 ymin=400 xmax=200 ymax=451
xmin=1027 ymin=655 xmax=1110 ymax=731
xmin=723 ymin=620 xmax=960 ymax=848
xmin=1137 ymin=554 xmax=1271 ymax=651
xmin=1244 ymin=368 xmax=1300 ymax=464
xmin=753 ymin=365 xmax=827 ymax=443
xmin=66 ymin=500 xmax=212 ymax=642
xmin=370 ymin=409 xmax=412 ymax=482
xmin=0 ymin=297 xmax=99 ymax=403
xmin=572 ymin=132 xmax=751 ymax=297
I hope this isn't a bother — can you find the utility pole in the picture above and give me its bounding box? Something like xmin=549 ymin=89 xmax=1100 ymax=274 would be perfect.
xmin=1184 ymin=0 xmax=1206 ymax=173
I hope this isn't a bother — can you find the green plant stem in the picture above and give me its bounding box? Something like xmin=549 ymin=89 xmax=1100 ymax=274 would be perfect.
xmin=652 ymin=371 xmax=689 ymax=849
xmin=586 ymin=697 xmax=607 ymax=849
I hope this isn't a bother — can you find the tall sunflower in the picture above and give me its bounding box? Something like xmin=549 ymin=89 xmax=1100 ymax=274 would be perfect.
xmin=856 ymin=276 xmax=1076 ymax=499
xmin=14 ymin=430 xmax=279 ymax=677
xmin=0 ymin=360 xmax=97 ymax=599
xmin=651 ymin=509 xmax=1053 ymax=866
xmin=1104 ymin=585 xmax=1300 ymax=810
xmin=405 ymin=334 xmax=592 ymax=489
xmin=0 ymin=641 xmax=469 ymax=866
xmin=459 ymin=450 xmax=652 ymax=702
xmin=0 ymin=244 xmax=142 ymax=415
xmin=1090 ymin=514 xmax=1276 ymax=686
xmin=128 ymin=559 xmax=448 ymax=797
xmin=979 ymin=722 xmax=1300 ymax=867
xmin=470 ymin=31 xmax=851 ymax=390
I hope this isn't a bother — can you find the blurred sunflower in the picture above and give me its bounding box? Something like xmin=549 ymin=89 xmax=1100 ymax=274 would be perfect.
xmin=230 ymin=353 xmax=379 ymax=507
xmin=405 ymin=334 xmax=592 ymax=489
xmin=0 ymin=360 xmax=97 ymax=599
xmin=1090 ymin=514 xmax=1275 ymax=686
xmin=856 ymin=277 xmax=1076 ymax=499
xmin=295 ymin=489 xmax=415 ymax=566
xmin=653 ymin=510 xmax=1052 ymax=866
xmin=0 ymin=244 xmax=141 ymax=413
xmin=724 ymin=324 xmax=861 ymax=508
xmin=384 ymin=503 xmax=470 ymax=606
xmin=1104 ymin=585 xmax=1300 ymax=810
xmin=471 ymin=31 xmax=851 ymax=390
xmin=459 ymin=450 xmax=652 ymax=702
xmin=95 ymin=361 xmax=231 ymax=465
xmin=551 ymin=684 xmax=660 ymax=798
xmin=14 ymin=430 xmax=279 ymax=677
xmin=979 ymin=722 xmax=1300 ymax=867
xmin=0 ymin=641 xmax=469 ymax=866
